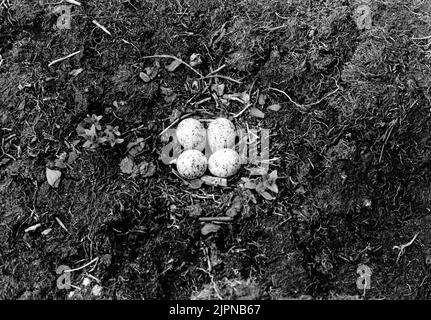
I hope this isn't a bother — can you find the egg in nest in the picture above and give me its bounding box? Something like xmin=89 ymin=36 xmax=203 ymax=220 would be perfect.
xmin=208 ymin=148 xmax=241 ymax=178
xmin=176 ymin=118 xmax=206 ymax=151
xmin=176 ymin=150 xmax=207 ymax=179
xmin=207 ymin=118 xmax=236 ymax=152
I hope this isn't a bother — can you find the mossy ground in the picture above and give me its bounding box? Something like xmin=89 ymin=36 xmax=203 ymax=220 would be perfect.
xmin=0 ymin=0 xmax=430 ymax=299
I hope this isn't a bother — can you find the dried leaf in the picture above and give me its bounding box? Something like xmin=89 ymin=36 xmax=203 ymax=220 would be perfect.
xmin=187 ymin=204 xmax=202 ymax=217
xmin=41 ymin=228 xmax=52 ymax=235
xmin=82 ymin=140 xmax=93 ymax=148
xmin=67 ymin=151 xmax=79 ymax=164
xmin=24 ymin=223 xmax=42 ymax=233
xmin=46 ymin=168 xmax=61 ymax=187
xmin=188 ymin=179 xmax=204 ymax=189
xmin=259 ymin=190 xmax=274 ymax=200
xmin=201 ymin=223 xmax=221 ymax=235
xmin=120 ymin=157 xmax=135 ymax=174
xmin=18 ymin=100 xmax=25 ymax=110
xmin=353 ymin=5 xmax=372 ymax=30
xmin=241 ymin=178 xmax=256 ymax=189
xmin=92 ymin=285 xmax=102 ymax=296
xmin=166 ymin=59 xmax=182 ymax=72
xmin=247 ymin=166 xmax=268 ymax=175
xmin=54 ymin=158 xmax=66 ymax=169
xmin=54 ymin=152 xmax=67 ymax=169
xmin=201 ymin=175 xmax=227 ymax=187
xmin=226 ymin=195 xmax=242 ymax=217
xmin=265 ymin=182 xmax=279 ymax=193
xmin=267 ymin=103 xmax=282 ymax=112
xmin=269 ymin=170 xmax=278 ymax=180
xmin=249 ymin=107 xmax=265 ymax=119
xmin=69 ymin=68 xmax=83 ymax=77
xmin=258 ymin=94 xmax=267 ymax=106
xmin=139 ymin=161 xmax=156 ymax=177
xmin=190 ymin=53 xmax=202 ymax=67
xmin=222 ymin=92 xmax=249 ymax=104
xmin=211 ymin=83 xmax=225 ymax=96
xmin=139 ymin=72 xmax=151 ymax=83
xmin=164 ymin=93 xmax=177 ymax=103
xmin=145 ymin=60 xmax=160 ymax=79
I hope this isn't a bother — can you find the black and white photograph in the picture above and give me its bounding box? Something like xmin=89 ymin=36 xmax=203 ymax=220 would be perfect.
xmin=0 ymin=0 xmax=430 ymax=309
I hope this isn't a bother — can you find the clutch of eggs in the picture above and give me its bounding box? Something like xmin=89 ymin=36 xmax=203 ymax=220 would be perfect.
xmin=174 ymin=117 xmax=240 ymax=179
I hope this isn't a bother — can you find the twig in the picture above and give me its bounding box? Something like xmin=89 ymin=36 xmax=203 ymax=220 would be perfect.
xmin=199 ymin=74 xmax=242 ymax=84
xmin=92 ymin=20 xmax=112 ymax=36
xmin=379 ymin=119 xmax=396 ymax=163
xmin=55 ymin=217 xmax=69 ymax=233
xmin=393 ymin=233 xmax=419 ymax=263
xmin=48 ymin=50 xmax=81 ymax=67
xmin=141 ymin=54 xmax=203 ymax=77
xmin=206 ymin=64 xmax=226 ymax=76
xmin=198 ymin=216 xmax=233 ymax=222
xmin=233 ymin=79 xmax=256 ymax=118
xmin=257 ymin=24 xmax=290 ymax=32
xmin=64 ymin=257 xmax=99 ymax=273
xmin=267 ymin=84 xmax=340 ymax=112
xmin=412 ymin=34 xmax=431 ymax=40
xmin=65 ymin=0 xmax=81 ymax=5
xmin=233 ymin=103 xmax=252 ymax=118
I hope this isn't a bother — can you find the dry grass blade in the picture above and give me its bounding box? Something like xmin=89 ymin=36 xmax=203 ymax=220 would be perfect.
xmin=48 ymin=50 xmax=81 ymax=67
xmin=92 ymin=20 xmax=112 ymax=36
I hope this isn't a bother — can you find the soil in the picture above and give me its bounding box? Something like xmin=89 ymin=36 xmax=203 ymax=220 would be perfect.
xmin=1 ymin=0 xmax=430 ymax=300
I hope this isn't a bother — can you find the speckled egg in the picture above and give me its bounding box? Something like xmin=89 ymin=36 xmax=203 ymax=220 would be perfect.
xmin=176 ymin=118 xmax=206 ymax=151
xmin=176 ymin=150 xmax=208 ymax=179
xmin=207 ymin=118 xmax=236 ymax=152
xmin=208 ymin=148 xmax=241 ymax=178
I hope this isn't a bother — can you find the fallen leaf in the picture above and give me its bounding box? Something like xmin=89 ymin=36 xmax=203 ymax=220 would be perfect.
xmin=201 ymin=223 xmax=221 ymax=235
xmin=247 ymin=166 xmax=268 ymax=175
xmin=211 ymin=83 xmax=225 ymax=96
xmin=267 ymin=103 xmax=282 ymax=111
xmin=258 ymin=94 xmax=267 ymax=106
xmin=164 ymin=93 xmax=177 ymax=103
xmin=249 ymin=107 xmax=265 ymax=118
xmin=139 ymin=72 xmax=151 ymax=83
xmin=201 ymin=175 xmax=227 ymax=187
xmin=92 ymin=285 xmax=102 ymax=296
xmin=46 ymin=168 xmax=61 ymax=187
xmin=145 ymin=60 xmax=160 ymax=79
xmin=24 ymin=223 xmax=42 ymax=233
xmin=241 ymin=177 xmax=256 ymax=189
xmin=139 ymin=161 xmax=156 ymax=177
xmin=69 ymin=68 xmax=83 ymax=77
xmin=120 ymin=157 xmax=135 ymax=174
xmin=41 ymin=228 xmax=52 ymax=235
xmin=18 ymin=100 xmax=25 ymax=110
xmin=260 ymin=190 xmax=274 ymax=200
xmin=188 ymin=178 xmax=203 ymax=189
xmin=186 ymin=204 xmax=202 ymax=217
xmin=67 ymin=150 xmax=79 ymax=164
xmin=54 ymin=152 xmax=68 ymax=169
xmin=169 ymin=109 xmax=181 ymax=122
xmin=190 ymin=53 xmax=202 ymax=67
xmin=82 ymin=140 xmax=94 ymax=149
xmin=222 ymin=92 xmax=249 ymax=104
xmin=0 ymin=158 xmax=10 ymax=166
xmin=226 ymin=195 xmax=242 ymax=217
xmin=353 ymin=4 xmax=372 ymax=30
xmin=165 ymin=59 xmax=182 ymax=72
